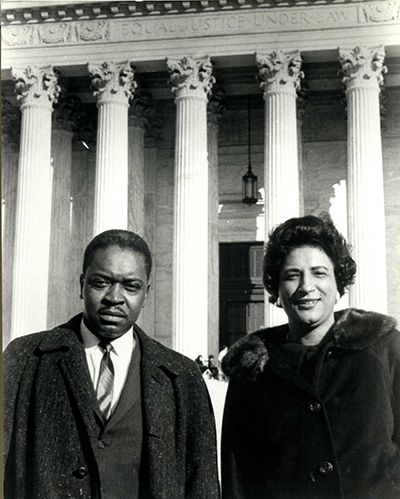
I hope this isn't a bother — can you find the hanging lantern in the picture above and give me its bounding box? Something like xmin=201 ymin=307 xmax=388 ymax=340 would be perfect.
xmin=242 ymin=95 xmax=258 ymax=205
xmin=242 ymin=164 xmax=258 ymax=205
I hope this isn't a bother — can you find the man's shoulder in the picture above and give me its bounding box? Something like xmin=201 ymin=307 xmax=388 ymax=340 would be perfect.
xmin=135 ymin=325 xmax=200 ymax=375
xmin=4 ymin=314 xmax=82 ymax=356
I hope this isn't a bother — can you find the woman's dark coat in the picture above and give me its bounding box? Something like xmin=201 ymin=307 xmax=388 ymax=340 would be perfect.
xmin=221 ymin=308 xmax=400 ymax=499
xmin=3 ymin=314 xmax=220 ymax=499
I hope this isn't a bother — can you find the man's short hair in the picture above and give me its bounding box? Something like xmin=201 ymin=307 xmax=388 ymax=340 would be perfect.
xmin=82 ymin=230 xmax=152 ymax=280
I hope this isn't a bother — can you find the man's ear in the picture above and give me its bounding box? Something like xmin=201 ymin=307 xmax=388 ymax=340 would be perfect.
xmin=142 ymin=283 xmax=151 ymax=308
xmin=79 ymin=274 xmax=85 ymax=299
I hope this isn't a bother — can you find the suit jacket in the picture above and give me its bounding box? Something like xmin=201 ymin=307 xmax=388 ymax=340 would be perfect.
xmin=3 ymin=314 xmax=220 ymax=499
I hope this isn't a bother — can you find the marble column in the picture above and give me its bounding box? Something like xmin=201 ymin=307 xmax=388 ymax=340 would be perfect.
xmin=256 ymin=50 xmax=303 ymax=327
xmin=88 ymin=61 xmax=136 ymax=235
xmin=339 ymin=46 xmax=388 ymax=313
xmin=138 ymin=114 xmax=163 ymax=337
xmin=297 ymin=90 xmax=307 ymax=217
xmin=128 ymin=91 xmax=153 ymax=236
xmin=1 ymin=99 xmax=21 ymax=347
xmin=11 ymin=65 xmax=60 ymax=339
xmin=48 ymin=78 xmax=81 ymax=327
xmin=167 ymin=55 xmax=215 ymax=359
xmin=207 ymin=87 xmax=226 ymax=356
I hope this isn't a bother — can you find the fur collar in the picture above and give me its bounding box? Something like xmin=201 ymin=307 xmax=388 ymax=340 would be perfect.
xmin=222 ymin=308 xmax=397 ymax=382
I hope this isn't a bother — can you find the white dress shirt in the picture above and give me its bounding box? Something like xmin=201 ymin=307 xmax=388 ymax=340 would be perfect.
xmin=81 ymin=319 xmax=135 ymax=414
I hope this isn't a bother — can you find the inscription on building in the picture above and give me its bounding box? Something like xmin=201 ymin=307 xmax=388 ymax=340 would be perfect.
xmin=2 ymin=1 xmax=399 ymax=48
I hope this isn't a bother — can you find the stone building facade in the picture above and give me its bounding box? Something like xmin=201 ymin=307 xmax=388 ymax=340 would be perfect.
xmin=2 ymin=0 xmax=400 ymax=359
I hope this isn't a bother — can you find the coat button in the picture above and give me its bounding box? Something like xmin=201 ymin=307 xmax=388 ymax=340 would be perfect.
xmin=75 ymin=466 xmax=88 ymax=478
xmin=308 ymin=401 xmax=322 ymax=413
xmin=319 ymin=461 xmax=334 ymax=476
xmin=97 ymin=440 xmax=105 ymax=449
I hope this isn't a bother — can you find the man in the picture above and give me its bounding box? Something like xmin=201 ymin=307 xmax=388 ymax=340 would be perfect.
xmin=3 ymin=229 xmax=220 ymax=499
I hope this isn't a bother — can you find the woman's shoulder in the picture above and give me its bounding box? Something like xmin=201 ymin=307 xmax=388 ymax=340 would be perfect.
xmin=221 ymin=324 xmax=288 ymax=382
xmin=333 ymin=308 xmax=398 ymax=351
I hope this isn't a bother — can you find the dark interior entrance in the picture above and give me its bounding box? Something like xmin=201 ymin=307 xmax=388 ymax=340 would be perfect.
xmin=219 ymin=242 xmax=265 ymax=348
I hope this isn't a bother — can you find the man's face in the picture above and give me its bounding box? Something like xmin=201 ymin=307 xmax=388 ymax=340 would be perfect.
xmin=80 ymin=246 xmax=149 ymax=340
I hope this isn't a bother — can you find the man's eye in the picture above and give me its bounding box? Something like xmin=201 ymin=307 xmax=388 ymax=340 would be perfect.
xmin=125 ymin=284 xmax=140 ymax=292
xmin=93 ymin=280 xmax=109 ymax=288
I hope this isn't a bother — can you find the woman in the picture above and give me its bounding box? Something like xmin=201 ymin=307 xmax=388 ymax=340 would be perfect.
xmin=221 ymin=215 xmax=400 ymax=499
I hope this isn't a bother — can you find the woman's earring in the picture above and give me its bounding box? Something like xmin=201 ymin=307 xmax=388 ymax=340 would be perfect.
xmin=276 ymin=297 xmax=282 ymax=308
xmin=335 ymin=291 xmax=340 ymax=304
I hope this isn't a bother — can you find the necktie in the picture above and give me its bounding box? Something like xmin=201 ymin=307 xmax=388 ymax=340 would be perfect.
xmin=96 ymin=341 xmax=115 ymax=421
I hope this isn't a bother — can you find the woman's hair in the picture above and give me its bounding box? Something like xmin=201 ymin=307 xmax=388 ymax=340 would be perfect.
xmin=263 ymin=214 xmax=357 ymax=304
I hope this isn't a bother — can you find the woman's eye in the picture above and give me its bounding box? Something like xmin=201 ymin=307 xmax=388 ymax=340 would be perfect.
xmin=285 ymin=274 xmax=298 ymax=281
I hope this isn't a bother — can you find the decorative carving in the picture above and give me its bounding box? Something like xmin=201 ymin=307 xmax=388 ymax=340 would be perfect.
xmin=362 ymin=2 xmax=400 ymax=23
xmin=167 ymin=56 xmax=215 ymax=99
xmin=207 ymin=86 xmax=227 ymax=127
xmin=12 ymin=65 xmax=60 ymax=107
xmin=1 ymin=98 xmax=21 ymax=152
xmin=88 ymin=61 xmax=136 ymax=104
xmin=256 ymin=50 xmax=304 ymax=94
xmin=39 ymin=23 xmax=71 ymax=44
xmin=339 ymin=46 xmax=387 ymax=90
xmin=1 ymin=25 xmax=33 ymax=46
xmin=129 ymin=90 xmax=154 ymax=128
xmin=76 ymin=21 xmax=110 ymax=42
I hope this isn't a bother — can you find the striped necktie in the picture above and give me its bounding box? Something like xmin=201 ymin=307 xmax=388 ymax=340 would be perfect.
xmin=96 ymin=341 xmax=115 ymax=421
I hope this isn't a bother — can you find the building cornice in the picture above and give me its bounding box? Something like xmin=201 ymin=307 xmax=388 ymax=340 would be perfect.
xmin=2 ymin=0 xmax=399 ymax=75
xmin=2 ymin=0 xmax=400 ymax=25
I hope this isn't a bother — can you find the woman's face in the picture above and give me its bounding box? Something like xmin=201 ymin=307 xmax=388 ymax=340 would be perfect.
xmin=279 ymin=245 xmax=338 ymax=334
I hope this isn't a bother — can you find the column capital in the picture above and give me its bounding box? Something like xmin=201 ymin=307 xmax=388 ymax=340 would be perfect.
xmin=207 ymin=86 xmax=227 ymax=128
xmin=88 ymin=61 xmax=136 ymax=106
xmin=167 ymin=55 xmax=215 ymax=100
xmin=1 ymin=98 xmax=21 ymax=152
xmin=12 ymin=65 xmax=60 ymax=109
xmin=129 ymin=90 xmax=153 ymax=129
xmin=256 ymin=50 xmax=304 ymax=96
xmin=339 ymin=46 xmax=387 ymax=92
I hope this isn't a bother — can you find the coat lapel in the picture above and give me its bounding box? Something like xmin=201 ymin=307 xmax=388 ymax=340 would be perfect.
xmin=38 ymin=314 xmax=99 ymax=442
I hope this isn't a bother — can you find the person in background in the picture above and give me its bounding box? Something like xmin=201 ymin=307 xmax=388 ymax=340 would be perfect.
xmin=195 ymin=354 xmax=208 ymax=374
xmin=221 ymin=214 xmax=400 ymax=499
xmin=3 ymin=229 xmax=220 ymax=499
xmin=208 ymin=354 xmax=220 ymax=379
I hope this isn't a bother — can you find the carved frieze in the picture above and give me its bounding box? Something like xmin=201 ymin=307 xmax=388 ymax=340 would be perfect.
xmin=167 ymin=56 xmax=215 ymax=99
xmin=40 ymin=23 xmax=71 ymax=44
xmin=339 ymin=46 xmax=387 ymax=91
xmin=1 ymin=2 xmax=399 ymax=50
xmin=2 ymin=25 xmax=33 ymax=46
xmin=361 ymin=2 xmax=400 ymax=23
xmin=88 ymin=61 xmax=136 ymax=104
xmin=256 ymin=50 xmax=304 ymax=95
xmin=12 ymin=65 xmax=60 ymax=107
xmin=76 ymin=21 xmax=110 ymax=42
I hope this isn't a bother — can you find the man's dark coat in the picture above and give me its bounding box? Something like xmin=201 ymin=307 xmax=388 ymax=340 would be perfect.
xmin=3 ymin=314 xmax=220 ymax=499
xmin=221 ymin=308 xmax=400 ymax=499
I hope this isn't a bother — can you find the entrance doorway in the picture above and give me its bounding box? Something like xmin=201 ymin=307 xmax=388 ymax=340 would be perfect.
xmin=219 ymin=242 xmax=265 ymax=348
